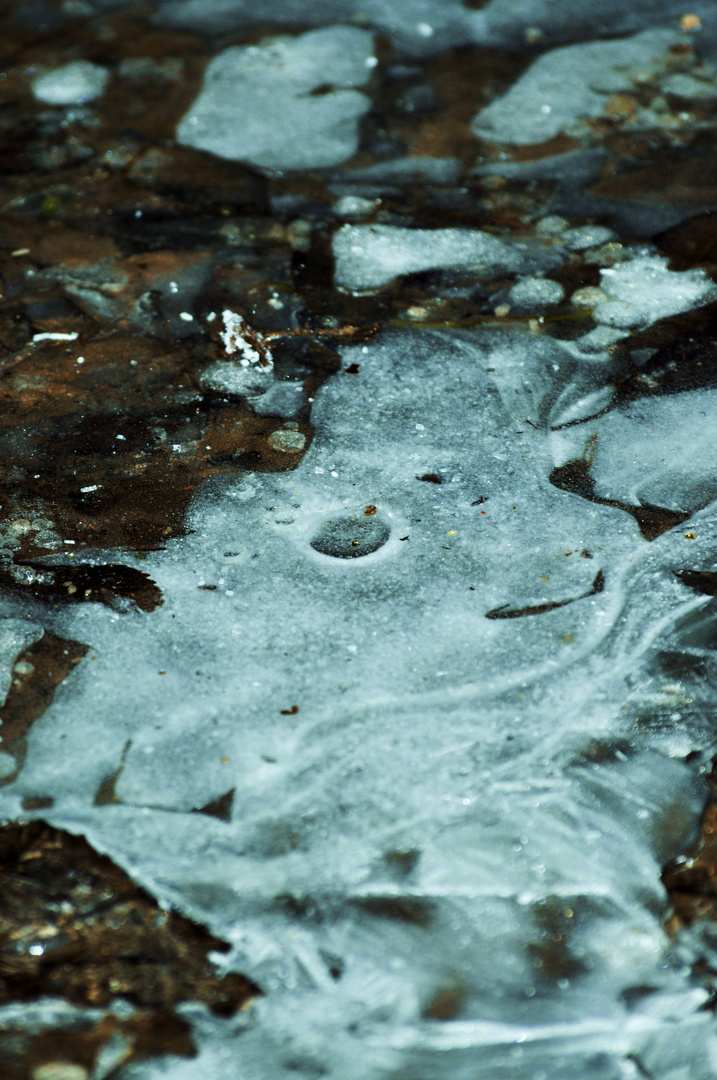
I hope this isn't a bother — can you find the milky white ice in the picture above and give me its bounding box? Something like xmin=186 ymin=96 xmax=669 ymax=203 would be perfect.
xmin=471 ymin=28 xmax=681 ymax=145
xmin=333 ymin=224 xmax=562 ymax=291
xmin=31 ymin=60 xmax=109 ymax=105
xmin=176 ymin=27 xmax=375 ymax=171
xmin=3 ymin=305 xmax=717 ymax=1076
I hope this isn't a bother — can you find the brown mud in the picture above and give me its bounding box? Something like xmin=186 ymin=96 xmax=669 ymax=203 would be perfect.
xmin=0 ymin=820 xmax=258 ymax=1078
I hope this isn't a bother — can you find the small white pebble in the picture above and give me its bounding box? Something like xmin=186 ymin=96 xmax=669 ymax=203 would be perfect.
xmin=179 ymin=311 xmax=194 ymax=322
xmin=32 ymin=60 xmax=108 ymax=106
xmin=267 ymin=430 xmax=306 ymax=454
xmin=562 ymin=225 xmax=616 ymax=252
xmin=32 ymin=331 xmax=78 ymax=343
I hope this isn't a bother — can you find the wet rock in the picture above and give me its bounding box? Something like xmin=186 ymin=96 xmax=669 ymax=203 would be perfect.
xmin=332 ymin=223 xmax=562 ymax=291
xmin=508 ymin=276 xmax=564 ymax=310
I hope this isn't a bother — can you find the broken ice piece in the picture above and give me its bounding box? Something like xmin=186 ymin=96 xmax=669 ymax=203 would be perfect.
xmin=176 ymin=27 xmax=375 ymax=171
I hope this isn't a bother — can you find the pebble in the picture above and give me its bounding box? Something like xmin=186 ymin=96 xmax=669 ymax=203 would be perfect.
xmin=32 ymin=1062 xmax=89 ymax=1080
xmin=535 ymin=215 xmax=568 ymax=236
xmin=561 ymin=225 xmax=616 ymax=252
xmin=333 ymin=195 xmax=380 ymax=220
xmin=267 ymin=430 xmax=307 ymax=453
xmin=571 ymin=286 xmax=608 ymax=308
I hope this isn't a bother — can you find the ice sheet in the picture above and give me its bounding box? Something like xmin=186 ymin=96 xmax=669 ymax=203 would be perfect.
xmin=5 ymin=325 xmax=717 ymax=1078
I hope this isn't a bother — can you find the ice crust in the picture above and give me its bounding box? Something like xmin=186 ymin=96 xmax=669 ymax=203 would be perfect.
xmin=333 ymin=224 xmax=562 ymax=291
xmin=6 ymin=319 xmax=717 ymax=1077
xmin=146 ymin=0 xmax=709 ymax=56
xmin=552 ymin=390 xmax=717 ymax=514
xmin=176 ymin=27 xmax=375 ymax=171
xmin=472 ymin=28 xmax=680 ymax=145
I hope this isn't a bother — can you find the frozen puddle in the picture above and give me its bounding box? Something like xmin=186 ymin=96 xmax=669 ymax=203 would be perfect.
xmin=2 ymin=324 xmax=717 ymax=1077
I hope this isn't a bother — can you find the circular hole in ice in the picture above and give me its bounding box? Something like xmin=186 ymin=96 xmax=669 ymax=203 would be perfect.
xmin=310 ymin=514 xmax=390 ymax=559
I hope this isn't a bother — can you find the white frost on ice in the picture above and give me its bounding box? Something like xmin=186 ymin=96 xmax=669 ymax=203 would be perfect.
xmin=508 ymin=276 xmax=564 ymax=310
xmin=594 ymin=255 xmax=717 ymax=330
xmin=176 ymin=27 xmax=375 ymax=171
xmin=218 ymin=310 xmax=273 ymax=368
xmin=333 ymin=224 xmax=562 ymax=291
xmin=31 ymin=60 xmax=109 ymax=105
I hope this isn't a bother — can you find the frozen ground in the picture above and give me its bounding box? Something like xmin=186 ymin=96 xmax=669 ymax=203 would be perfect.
xmin=2 ymin=1 xmax=717 ymax=1078
xmin=3 ymin=315 xmax=717 ymax=1077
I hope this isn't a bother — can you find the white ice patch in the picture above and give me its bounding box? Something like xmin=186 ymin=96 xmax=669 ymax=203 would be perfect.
xmin=333 ymin=224 xmax=562 ymax=291
xmin=471 ymin=28 xmax=680 ymax=144
xmin=176 ymin=27 xmax=375 ymax=171
xmin=7 ymin=322 xmax=717 ymax=1077
xmin=31 ymin=60 xmax=109 ymax=105
xmin=151 ymin=0 xmax=701 ymax=56
xmin=560 ymin=253 xmax=717 ymax=361
xmin=594 ymin=256 xmax=717 ymax=330
xmin=552 ymin=389 xmax=717 ymax=513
